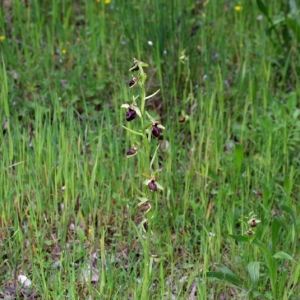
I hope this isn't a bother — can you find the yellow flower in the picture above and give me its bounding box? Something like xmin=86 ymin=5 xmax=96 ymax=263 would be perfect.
xmin=62 ymin=49 xmax=67 ymax=55
xmin=234 ymin=6 xmax=243 ymax=11
xmin=97 ymin=0 xmax=111 ymax=3
xmin=0 ymin=36 xmax=5 ymax=41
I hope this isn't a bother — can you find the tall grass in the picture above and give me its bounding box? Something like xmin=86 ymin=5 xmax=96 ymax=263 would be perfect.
xmin=0 ymin=0 xmax=299 ymax=298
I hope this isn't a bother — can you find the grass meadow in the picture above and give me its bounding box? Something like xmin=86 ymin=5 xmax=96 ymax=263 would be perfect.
xmin=0 ymin=0 xmax=300 ymax=299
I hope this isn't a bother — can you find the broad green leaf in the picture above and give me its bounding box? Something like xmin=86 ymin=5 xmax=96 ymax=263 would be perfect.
xmin=252 ymin=238 xmax=271 ymax=258
xmin=206 ymin=271 xmax=243 ymax=286
xmin=271 ymin=217 xmax=281 ymax=254
xmin=229 ymin=235 xmax=249 ymax=243
xmin=278 ymin=265 xmax=289 ymax=295
xmin=215 ymin=264 xmax=239 ymax=277
xmin=273 ymin=251 xmax=294 ymax=261
xmin=252 ymin=238 xmax=278 ymax=286
xmin=280 ymin=204 xmax=296 ymax=231
xmin=247 ymin=262 xmax=260 ymax=287
xmin=256 ymin=0 xmax=270 ymax=19
xmin=234 ymin=145 xmax=244 ymax=172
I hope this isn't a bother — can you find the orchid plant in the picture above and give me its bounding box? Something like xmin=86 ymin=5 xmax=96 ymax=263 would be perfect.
xmin=121 ymin=58 xmax=164 ymax=225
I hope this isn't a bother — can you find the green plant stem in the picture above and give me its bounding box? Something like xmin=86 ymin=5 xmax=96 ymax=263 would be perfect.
xmin=135 ymin=61 xmax=153 ymax=298
xmin=141 ymin=223 xmax=151 ymax=300
xmin=139 ymin=65 xmax=150 ymax=163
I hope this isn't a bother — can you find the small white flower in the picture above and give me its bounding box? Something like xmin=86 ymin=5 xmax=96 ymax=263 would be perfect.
xmin=18 ymin=275 xmax=31 ymax=287
xmin=148 ymin=41 xmax=153 ymax=46
xmin=163 ymin=50 xmax=167 ymax=55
